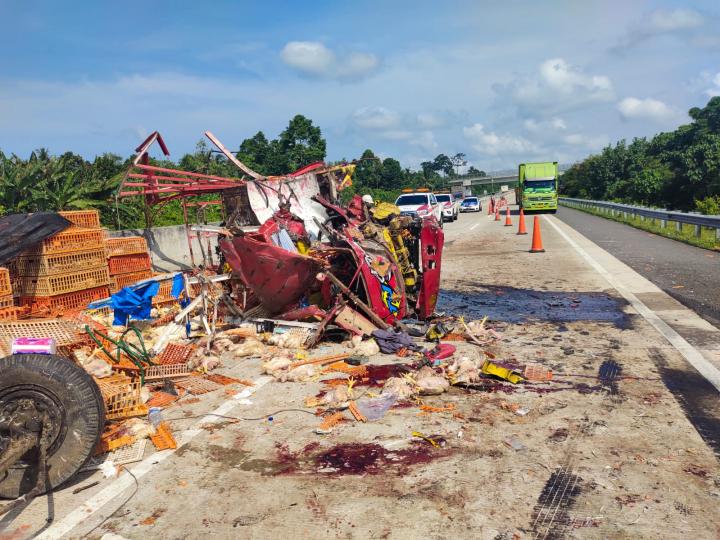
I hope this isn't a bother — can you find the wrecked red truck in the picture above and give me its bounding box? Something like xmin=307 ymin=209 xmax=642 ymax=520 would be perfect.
xmin=122 ymin=131 xmax=445 ymax=328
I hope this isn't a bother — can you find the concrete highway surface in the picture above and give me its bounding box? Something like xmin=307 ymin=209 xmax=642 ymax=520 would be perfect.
xmin=5 ymin=193 xmax=720 ymax=540
xmin=557 ymin=205 xmax=720 ymax=328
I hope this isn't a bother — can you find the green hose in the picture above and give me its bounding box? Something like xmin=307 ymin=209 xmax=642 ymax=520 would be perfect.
xmin=84 ymin=325 xmax=155 ymax=384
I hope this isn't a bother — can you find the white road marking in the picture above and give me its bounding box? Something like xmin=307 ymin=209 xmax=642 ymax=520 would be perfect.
xmin=544 ymin=215 xmax=720 ymax=392
xmin=36 ymin=376 xmax=273 ymax=539
xmin=470 ymin=223 xmax=481 ymax=231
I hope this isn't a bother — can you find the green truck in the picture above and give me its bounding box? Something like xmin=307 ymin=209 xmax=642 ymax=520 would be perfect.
xmin=516 ymin=161 xmax=559 ymax=213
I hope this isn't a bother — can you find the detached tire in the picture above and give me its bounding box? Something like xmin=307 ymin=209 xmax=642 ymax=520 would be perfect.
xmin=0 ymin=354 xmax=104 ymax=499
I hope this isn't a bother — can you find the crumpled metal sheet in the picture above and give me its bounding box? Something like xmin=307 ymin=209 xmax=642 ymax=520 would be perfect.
xmin=0 ymin=213 xmax=71 ymax=266
xmin=246 ymin=174 xmax=328 ymax=239
xmin=219 ymin=235 xmax=321 ymax=315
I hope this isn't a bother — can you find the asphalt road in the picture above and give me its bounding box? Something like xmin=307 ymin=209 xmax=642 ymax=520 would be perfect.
xmin=556 ymin=205 xmax=720 ymax=328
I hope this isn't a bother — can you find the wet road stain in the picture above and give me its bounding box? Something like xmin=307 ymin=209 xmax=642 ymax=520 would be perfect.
xmin=241 ymin=442 xmax=451 ymax=477
xmin=437 ymin=285 xmax=630 ymax=328
xmin=648 ymin=347 xmax=720 ymax=458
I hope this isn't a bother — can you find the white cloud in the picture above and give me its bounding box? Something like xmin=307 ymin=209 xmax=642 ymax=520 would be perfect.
xmin=648 ymin=8 xmax=704 ymax=32
xmin=495 ymin=58 xmax=614 ymax=116
xmin=280 ymin=41 xmax=378 ymax=80
xmin=617 ymin=97 xmax=678 ymax=122
xmin=352 ymin=106 xmax=401 ymax=130
xmin=705 ymin=72 xmax=720 ymax=97
xmin=524 ymin=117 xmax=566 ymax=133
xmin=463 ymin=123 xmax=539 ymax=156
xmin=613 ymin=8 xmax=707 ymax=52
xmin=409 ymin=130 xmax=438 ymax=151
xmin=281 ymin=41 xmax=335 ymax=75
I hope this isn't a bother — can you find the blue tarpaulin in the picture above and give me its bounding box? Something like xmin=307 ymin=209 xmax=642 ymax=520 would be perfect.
xmin=111 ymin=281 xmax=160 ymax=326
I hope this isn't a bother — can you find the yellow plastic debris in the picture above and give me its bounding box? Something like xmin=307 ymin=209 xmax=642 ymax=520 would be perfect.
xmin=481 ymin=359 xmax=524 ymax=384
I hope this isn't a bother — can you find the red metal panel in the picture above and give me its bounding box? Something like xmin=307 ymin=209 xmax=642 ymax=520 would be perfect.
xmin=416 ymin=221 xmax=444 ymax=319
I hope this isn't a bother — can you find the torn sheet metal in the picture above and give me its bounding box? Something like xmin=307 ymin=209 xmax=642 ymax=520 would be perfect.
xmin=246 ymin=175 xmax=328 ymax=239
xmin=219 ymin=235 xmax=321 ymax=314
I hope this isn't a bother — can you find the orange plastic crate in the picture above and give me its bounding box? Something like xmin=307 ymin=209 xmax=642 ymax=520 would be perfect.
xmin=13 ymin=266 xmax=110 ymax=296
xmin=110 ymin=270 xmax=153 ymax=293
xmin=18 ymin=285 xmax=110 ymax=313
xmin=108 ymin=253 xmax=151 ymax=276
xmin=26 ymin=229 xmax=105 ymax=256
xmin=96 ymin=374 xmax=147 ymax=420
xmin=9 ymin=249 xmax=107 ymax=277
xmin=0 ymin=307 xmax=26 ymax=322
xmin=106 ymin=236 xmax=149 ymax=257
xmin=58 ymin=210 xmax=101 ymax=229
xmin=156 ymin=342 xmax=195 ymax=365
xmin=0 ymin=268 xmax=10 ymax=296
xmin=0 ymin=294 xmax=13 ymax=309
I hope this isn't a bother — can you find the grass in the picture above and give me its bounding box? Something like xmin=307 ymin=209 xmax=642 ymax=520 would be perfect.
xmin=560 ymin=202 xmax=720 ymax=251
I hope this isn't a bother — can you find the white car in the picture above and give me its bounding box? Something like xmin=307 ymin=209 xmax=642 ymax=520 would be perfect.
xmin=394 ymin=191 xmax=443 ymax=227
xmin=434 ymin=193 xmax=460 ymax=221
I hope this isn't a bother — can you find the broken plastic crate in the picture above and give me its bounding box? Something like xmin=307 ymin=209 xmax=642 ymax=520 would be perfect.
xmin=108 ymin=253 xmax=152 ymax=275
xmin=8 ymin=249 xmax=108 ymax=277
xmin=105 ymin=236 xmax=149 ymax=258
xmin=150 ymin=422 xmax=177 ymax=450
xmin=12 ymin=266 xmax=110 ymax=296
xmin=96 ymin=373 xmax=148 ymax=420
xmin=144 ymin=363 xmax=192 ymax=381
xmin=157 ymin=343 xmax=196 ymax=365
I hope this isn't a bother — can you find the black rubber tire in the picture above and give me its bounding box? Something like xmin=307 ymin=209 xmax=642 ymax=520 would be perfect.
xmin=0 ymin=354 xmax=104 ymax=499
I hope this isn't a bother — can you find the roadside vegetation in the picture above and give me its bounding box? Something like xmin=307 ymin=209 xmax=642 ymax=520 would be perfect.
xmin=0 ymin=115 xmax=477 ymax=229
xmin=561 ymin=97 xmax=720 ymax=214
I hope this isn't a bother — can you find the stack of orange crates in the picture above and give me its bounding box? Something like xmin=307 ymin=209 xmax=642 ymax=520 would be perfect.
xmin=10 ymin=211 xmax=111 ymax=314
xmin=105 ymin=237 xmax=153 ymax=294
xmin=0 ymin=267 xmax=22 ymax=321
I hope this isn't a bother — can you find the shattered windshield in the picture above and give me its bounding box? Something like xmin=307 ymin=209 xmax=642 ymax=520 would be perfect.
xmin=396 ymin=194 xmax=429 ymax=206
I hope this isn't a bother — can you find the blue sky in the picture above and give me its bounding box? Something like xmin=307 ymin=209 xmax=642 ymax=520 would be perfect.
xmin=1 ymin=0 xmax=718 ymax=172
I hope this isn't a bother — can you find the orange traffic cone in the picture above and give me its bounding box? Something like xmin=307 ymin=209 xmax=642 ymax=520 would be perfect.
xmin=529 ymin=216 xmax=545 ymax=253
xmin=494 ymin=206 xmax=501 ymax=221
xmin=517 ymin=208 xmax=528 ymax=235
xmin=504 ymin=206 xmax=513 ymax=226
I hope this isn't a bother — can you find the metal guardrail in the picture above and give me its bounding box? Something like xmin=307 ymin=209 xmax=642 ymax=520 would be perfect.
xmin=559 ymin=197 xmax=720 ymax=239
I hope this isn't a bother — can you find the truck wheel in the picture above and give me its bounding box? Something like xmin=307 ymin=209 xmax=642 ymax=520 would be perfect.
xmin=0 ymin=354 xmax=105 ymax=499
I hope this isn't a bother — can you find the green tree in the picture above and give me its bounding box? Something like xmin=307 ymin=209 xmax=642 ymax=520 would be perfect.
xmin=276 ymin=114 xmax=326 ymax=174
